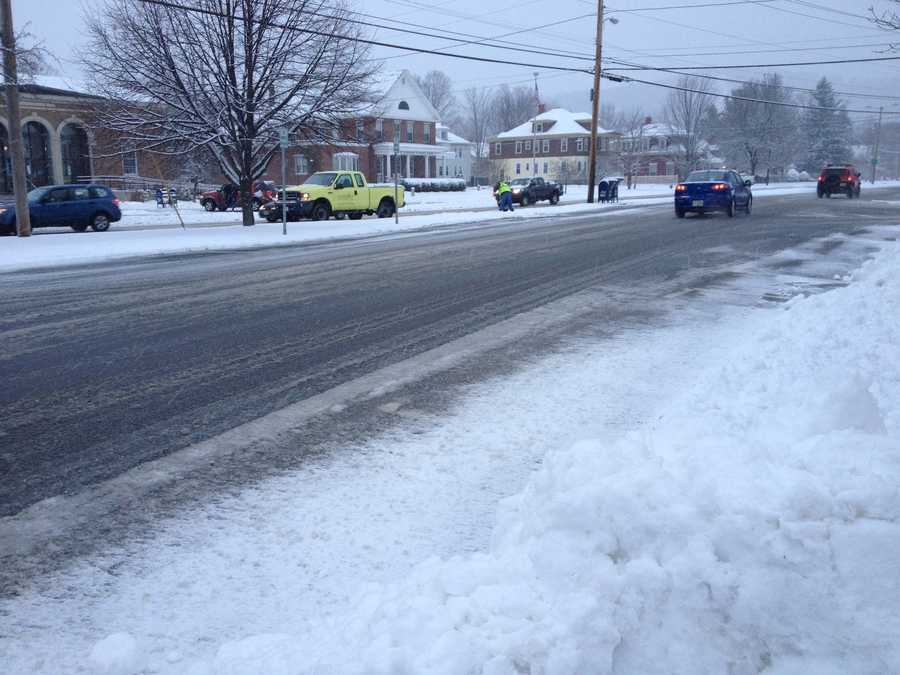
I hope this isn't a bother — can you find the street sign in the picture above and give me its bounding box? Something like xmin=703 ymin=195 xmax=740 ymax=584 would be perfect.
xmin=279 ymin=128 xmax=290 ymax=149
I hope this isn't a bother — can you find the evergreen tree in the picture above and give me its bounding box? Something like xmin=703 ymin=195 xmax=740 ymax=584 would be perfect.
xmin=802 ymin=77 xmax=852 ymax=172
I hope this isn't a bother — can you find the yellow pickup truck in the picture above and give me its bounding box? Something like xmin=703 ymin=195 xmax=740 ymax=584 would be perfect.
xmin=261 ymin=171 xmax=405 ymax=222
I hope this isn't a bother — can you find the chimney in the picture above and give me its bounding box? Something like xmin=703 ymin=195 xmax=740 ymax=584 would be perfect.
xmin=644 ymin=116 xmax=652 ymax=125
xmin=538 ymin=103 xmax=546 ymax=114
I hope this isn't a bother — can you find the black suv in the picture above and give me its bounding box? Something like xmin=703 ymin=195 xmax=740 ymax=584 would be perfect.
xmin=817 ymin=164 xmax=861 ymax=199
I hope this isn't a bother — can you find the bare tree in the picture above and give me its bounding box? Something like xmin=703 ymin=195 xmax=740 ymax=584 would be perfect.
xmin=719 ymin=73 xmax=799 ymax=179
xmin=491 ymin=84 xmax=536 ymax=134
xmin=415 ymin=70 xmax=455 ymax=119
xmin=83 ymin=0 xmax=374 ymax=226
xmin=613 ymin=107 xmax=647 ymax=189
xmin=4 ymin=27 xmax=51 ymax=83
xmin=664 ymin=75 xmax=716 ymax=179
xmin=462 ymin=87 xmax=493 ymax=160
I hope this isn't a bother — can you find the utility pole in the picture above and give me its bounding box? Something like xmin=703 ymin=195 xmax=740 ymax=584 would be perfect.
xmin=0 ymin=0 xmax=31 ymax=236
xmin=871 ymin=106 xmax=883 ymax=185
xmin=587 ymin=0 xmax=605 ymax=203
xmin=532 ymin=72 xmax=538 ymax=177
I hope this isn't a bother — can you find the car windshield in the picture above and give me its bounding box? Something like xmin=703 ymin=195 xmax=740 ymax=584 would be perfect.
xmin=509 ymin=179 xmax=530 ymax=186
xmin=685 ymin=171 xmax=729 ymax=182
xmin=27 ymin=187 xmax=51 ymax=203
xmin=303 ymin=172 xmax=338 ymax=186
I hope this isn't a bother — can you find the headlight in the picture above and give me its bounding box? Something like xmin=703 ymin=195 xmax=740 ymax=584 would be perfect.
xmin=512 ymin=188 xmax=522 ymax=193
xmin=0 ymin=208 xmax=6 ymax=214
xmin=301 ymin=192 xmax=310 ymax=201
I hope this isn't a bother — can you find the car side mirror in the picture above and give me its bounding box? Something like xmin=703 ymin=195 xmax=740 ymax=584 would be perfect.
xmin=334 ymin=183 xmax=344 ymax=190
xmin=744 ymin=180 xmax=752 ymax=187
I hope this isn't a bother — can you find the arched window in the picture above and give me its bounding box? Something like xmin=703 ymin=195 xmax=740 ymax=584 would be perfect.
xmin=23 ymin=121 xmax=53 ymax=188
xmin=60 ymin=123 xmax=91 ymax=184
xmin=0 ymin=124 xmax=11 ymax=193
xmin=398 ymin=101 xmax=410 ymax=110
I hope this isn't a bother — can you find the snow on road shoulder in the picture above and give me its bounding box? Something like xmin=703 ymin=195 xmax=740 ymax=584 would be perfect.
xmin=200 ymin=241 xmax=900 ymax=673
xmin=0 ymin=202 xmax=647 ymax=273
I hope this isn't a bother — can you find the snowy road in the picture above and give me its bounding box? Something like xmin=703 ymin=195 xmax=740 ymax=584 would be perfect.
xmin=2 ymin=188 xmax=900 ymax=673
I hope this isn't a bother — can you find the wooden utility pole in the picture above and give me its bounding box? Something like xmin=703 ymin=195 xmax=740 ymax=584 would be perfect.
xmin=871 ymin=106 xmax=883 ymax=185
xmin=0 ymin=0 xmax=30 ymax=236
xmin=587 ymin=0 xmax=605 ymax=203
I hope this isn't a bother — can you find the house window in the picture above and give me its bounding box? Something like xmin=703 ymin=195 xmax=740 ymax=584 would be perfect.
xmin=576 ymin=138 xmax=585 ymax=152
xmin=543 ymin=162 xmax=548 ymax=174
xmin=398 ymin=101 xmax=410 ymax=110
xmin=333 ymin=152 xmax=359 ymax=171
xmin=375 ymin=119 xmax=383 ymax=141
xmin=648 ymin=162 xmax=658 ymax=176
xmin=122 ymin=150 xmax=138 ymax=175
xmin=515 ymin=141 xmax=522 ymax=154
xmin=294 ymin=154 xmax=309 ymax=175
xmin=666 ymin=161 xmax=675 ymax=176
xmin=494 ymin=142 xmax=502 ymax=156
xmin=542 ymin=140 xmax=550 ymax=153
xmin=524 ymin=140 xmax=531 ymax=151
xmin=577 ymin=160 xmax=583 ymax=172
xmin=456 ymin=149 xmax=461 ymax=158
xmin=424 ymin=124 xmax=431 ymax=143
xmin=394 ymin=120 xmax=401 ymax=142
xmin=406 ymin=122 xmax=413 ymax=143
xmin=525 ymin=163 xmax=530 ymax=172
xmin=516 ymin=163 xmax=521 ymax=175
xmin=561 ymin=138 xmax=568 ymax=152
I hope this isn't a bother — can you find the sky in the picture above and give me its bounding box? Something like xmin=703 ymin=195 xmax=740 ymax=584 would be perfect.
xmin=12 ymin=0 xmax=900 ymax=127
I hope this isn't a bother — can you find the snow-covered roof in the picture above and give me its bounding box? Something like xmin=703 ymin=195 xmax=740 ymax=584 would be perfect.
xmin=495 ymin=108 xmax=614 ymax=139
xmin=437 ymin=124 xmax=473 ymax=146
xmin=641 ymin=122 xmax=684 ymax=137
xmin=23 ymin=74 xmax=96 ymax=98
xmin=356 ymin=69 xmax=440 ymax=121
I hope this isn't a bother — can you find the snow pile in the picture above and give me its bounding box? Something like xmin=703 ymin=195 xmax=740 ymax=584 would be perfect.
xmin=197 ymin=242 xmax=900 ymax=673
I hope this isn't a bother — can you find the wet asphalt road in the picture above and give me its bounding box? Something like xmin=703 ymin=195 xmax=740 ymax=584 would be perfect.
xmin=2 ymin=187 xmax=899 ymax=517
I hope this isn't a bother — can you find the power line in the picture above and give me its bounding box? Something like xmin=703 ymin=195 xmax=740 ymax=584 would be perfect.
xmin=135 ymin=0 xmax=591 ymax=74
xmin=606 ymin=72 xmax=900 ymax=115
xmin=617 ymin=40 xmax=896 ymax=59
xmin=603 ymin=56 xmax=900 ymax=102
xmin=606 ymin=0 xmax=774 ymax=12
xmin=606 ymin=54 xmax=900 ymax=70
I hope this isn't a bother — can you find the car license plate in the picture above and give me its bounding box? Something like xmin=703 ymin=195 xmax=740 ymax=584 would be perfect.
xmin=692 ymin=200 xmax=704 ymax=207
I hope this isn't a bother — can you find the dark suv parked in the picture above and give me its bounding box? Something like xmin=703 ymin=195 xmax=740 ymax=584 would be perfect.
xmin=0 ymin=184 xmax=122 ymax=234
xmin=817 ymin=164 xmax=861 ymax=199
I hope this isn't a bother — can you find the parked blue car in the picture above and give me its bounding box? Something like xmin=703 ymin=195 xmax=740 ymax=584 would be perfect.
xmin=0 ymin=184 xmax=122 ymax=234
xmin=674 ymin=170 xmax=752 ymax=218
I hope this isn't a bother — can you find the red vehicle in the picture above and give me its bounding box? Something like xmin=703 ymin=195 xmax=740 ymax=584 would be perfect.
xmin=817 ymin=164 xmax=861 ymax=199
xmin=199 ymin=181 xmax=277 ymax=212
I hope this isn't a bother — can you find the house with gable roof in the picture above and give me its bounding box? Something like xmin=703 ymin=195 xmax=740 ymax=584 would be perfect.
xmin=266 ymin=70 xmax=446 ymax=185
xmin=487 ymin=108 xmax=621 ymax=183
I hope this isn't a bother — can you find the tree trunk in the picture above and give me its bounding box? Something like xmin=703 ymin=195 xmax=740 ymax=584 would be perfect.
xmin=240 ymin=176 xmax=254 ymax=227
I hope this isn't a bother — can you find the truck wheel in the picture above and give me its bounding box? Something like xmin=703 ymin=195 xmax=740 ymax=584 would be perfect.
xmin=311 ymin=201 xmax=331 ymax=221
xmin=549 ymin=192 xmax=559 ymax=205
xmin=521 ymin=194 xmax=530 ymax=207
xmin=376 ymin=199 xmax=395 ymax=218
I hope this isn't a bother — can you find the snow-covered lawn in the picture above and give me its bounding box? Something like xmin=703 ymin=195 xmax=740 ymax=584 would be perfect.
xmin=4 ymin=228 xmax=899 ymax=674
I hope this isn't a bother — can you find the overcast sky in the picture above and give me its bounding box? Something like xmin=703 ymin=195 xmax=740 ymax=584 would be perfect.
xmin=12 ymin=0 xmax=900 ymax=126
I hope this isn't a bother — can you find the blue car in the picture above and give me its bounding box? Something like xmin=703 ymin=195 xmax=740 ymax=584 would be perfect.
xmin=674 ymin=170 xmax=752 ymax=218
xmin=0 ymin=184 xmax=122 ymax=234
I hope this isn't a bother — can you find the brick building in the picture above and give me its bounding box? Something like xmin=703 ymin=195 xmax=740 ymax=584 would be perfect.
xmin=266 ymin=70 xmax=447 ymax=185
xmin=487 ymin=108 xmax=621 ymax=183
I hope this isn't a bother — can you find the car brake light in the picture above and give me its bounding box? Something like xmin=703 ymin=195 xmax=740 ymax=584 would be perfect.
xmin=817 ymin=176 xmax=824 ymax=181
xmin=675 ymin=184 xmax=686 ymax=192
xmin=842 ymin=174 xmax=851 ymax=181
xmin=712 ymin=183 xmax=728 ymax=191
